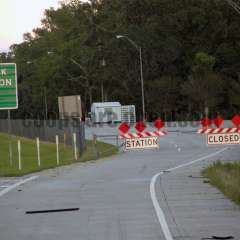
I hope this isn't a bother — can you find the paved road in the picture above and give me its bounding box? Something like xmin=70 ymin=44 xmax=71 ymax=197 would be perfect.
xmin=0 ymin=127 xmax=240 ymax=240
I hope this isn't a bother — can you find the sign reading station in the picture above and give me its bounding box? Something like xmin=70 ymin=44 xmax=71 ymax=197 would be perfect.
xmin=0 ymin=63 xmax=18 ymax=110
xmin=207 ymin=133 xmax=240 ymax=145
xmin=125 ymin=136 xmax=159 ymax=150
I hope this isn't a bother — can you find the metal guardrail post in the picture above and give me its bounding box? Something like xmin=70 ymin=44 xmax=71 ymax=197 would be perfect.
xmin=79 ymin=122 xmax=86 ymax=156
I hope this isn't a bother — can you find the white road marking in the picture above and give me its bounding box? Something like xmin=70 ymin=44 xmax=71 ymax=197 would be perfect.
xmin=150 ymin=147 xmax=228 ymax=240
xmin=150 ymin=173 xmax=174 ymax=240
xmin=0 ymin=176 xmax=39 ymax=197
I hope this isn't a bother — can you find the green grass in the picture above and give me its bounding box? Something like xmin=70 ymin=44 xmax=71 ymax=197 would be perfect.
xmin=202 ymin=161 xmax=240 ymax=205
xmin=0 ymin=133 xmax=117 ymax=177
xmin=81 ymin=140 xmax=118 ymax=162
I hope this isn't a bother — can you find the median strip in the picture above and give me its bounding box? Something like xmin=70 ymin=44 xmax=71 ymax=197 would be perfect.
xmin=203 ymin=161 xmax=240 ymax=205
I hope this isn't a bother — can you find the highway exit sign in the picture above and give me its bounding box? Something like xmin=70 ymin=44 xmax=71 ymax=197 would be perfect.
xmin=0 ymin=63 xmax=18 ymax=110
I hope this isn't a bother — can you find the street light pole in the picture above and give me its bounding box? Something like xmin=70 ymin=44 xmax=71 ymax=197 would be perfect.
xmin=139 ymin=47 xmax=145 ymax=122
xmin=116 ymin=35 xmax=146 ymax=121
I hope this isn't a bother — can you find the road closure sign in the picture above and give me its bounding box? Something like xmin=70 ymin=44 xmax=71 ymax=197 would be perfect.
xmin=125 ymin=137 xmax=159 ymax=150
xmin=0 ymin=63 xmax=18 ymax=110
xmin=207 ymin=133 xmax=240 ymax=145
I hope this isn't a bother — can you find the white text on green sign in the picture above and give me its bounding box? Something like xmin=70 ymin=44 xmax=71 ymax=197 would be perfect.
xmin=0 ymin=63 xmax=18 ymax=110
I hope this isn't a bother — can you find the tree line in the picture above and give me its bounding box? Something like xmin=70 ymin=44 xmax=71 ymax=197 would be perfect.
xmin=1 ymin=0 xmax=240 ymax=120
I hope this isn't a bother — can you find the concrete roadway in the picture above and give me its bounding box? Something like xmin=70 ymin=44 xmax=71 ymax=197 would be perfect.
xmin=0 ymin=126 xmax=240 ymax=240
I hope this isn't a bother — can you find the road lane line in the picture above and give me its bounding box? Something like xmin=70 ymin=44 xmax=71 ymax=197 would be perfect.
xmin=167 ymin=147 xmax=228 ymax=172
xmin=0 ymin=176 xmax=39 ymax=197
xmin=150 ymin=147 xmax=228 ymax=240
xmin=150 ymin=172 xmax=173 ymax=240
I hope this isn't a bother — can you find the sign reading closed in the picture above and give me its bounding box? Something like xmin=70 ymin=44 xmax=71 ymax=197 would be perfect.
xmin=207 ymin=133 xmax=240 ymax=145
xmin=125 ymin=137 xmax=159 ymax=150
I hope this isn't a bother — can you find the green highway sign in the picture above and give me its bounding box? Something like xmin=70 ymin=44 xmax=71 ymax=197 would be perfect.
xmin=0 ymin=63 xmax=18 ymax=110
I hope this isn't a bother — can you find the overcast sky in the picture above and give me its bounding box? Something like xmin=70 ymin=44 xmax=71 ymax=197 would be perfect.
xmin=0 ymin=0 xmax=61 ymax=52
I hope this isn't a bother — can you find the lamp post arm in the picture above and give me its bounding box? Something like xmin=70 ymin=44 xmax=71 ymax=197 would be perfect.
xmin=225 ymin=0 xmax=240 ymax=14
xmin=117 ymin=35 xmax=140 ymax=51
xmin=70 ymin=58 xmax=88 ymax=76
xmin=124 ymin=36 xmax=140 ymax=51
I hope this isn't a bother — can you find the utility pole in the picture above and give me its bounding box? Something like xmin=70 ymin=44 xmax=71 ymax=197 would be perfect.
xmin=101 ymin=58 xmax=106 ymax=102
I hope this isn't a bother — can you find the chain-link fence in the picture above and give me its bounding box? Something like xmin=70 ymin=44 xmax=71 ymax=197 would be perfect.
xmin=0 ymin=119 xmax=86 ymax=176
xmin=0 ymin=119 xmax=85 ymax=155
xmin=91 ymin=134 xmax=119 ymax=160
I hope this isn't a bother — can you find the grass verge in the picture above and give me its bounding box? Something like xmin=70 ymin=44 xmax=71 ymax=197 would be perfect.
xmin=202 ymin=161 xmax=240 ymax=205
xmin=0 ymin=133 xmax=117 ymax=177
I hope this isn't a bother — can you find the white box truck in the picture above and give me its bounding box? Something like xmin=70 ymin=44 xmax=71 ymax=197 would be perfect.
xmin=91 ymin=102 xmax=122 ymax=123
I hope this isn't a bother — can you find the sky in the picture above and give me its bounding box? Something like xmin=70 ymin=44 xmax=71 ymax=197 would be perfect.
xmin=0 ymin=0 xmax=62 ymax=52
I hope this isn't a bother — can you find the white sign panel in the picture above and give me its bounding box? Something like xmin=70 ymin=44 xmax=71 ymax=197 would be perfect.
xmin=207 ymin=132 xmax=240 ymax=145
xmin=125 ymin=137 xmax=159 ymax=150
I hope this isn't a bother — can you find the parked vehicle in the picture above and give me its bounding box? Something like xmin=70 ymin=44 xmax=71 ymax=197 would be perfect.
xmin=90 ymin=102 xmax=122 ymax=123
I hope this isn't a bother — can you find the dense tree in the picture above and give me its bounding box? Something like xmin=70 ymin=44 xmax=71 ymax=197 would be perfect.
xmin=1 ymin=0 xmax=239 ymax=120
xmin=182 ymin=52 xmax=225 ymax=115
